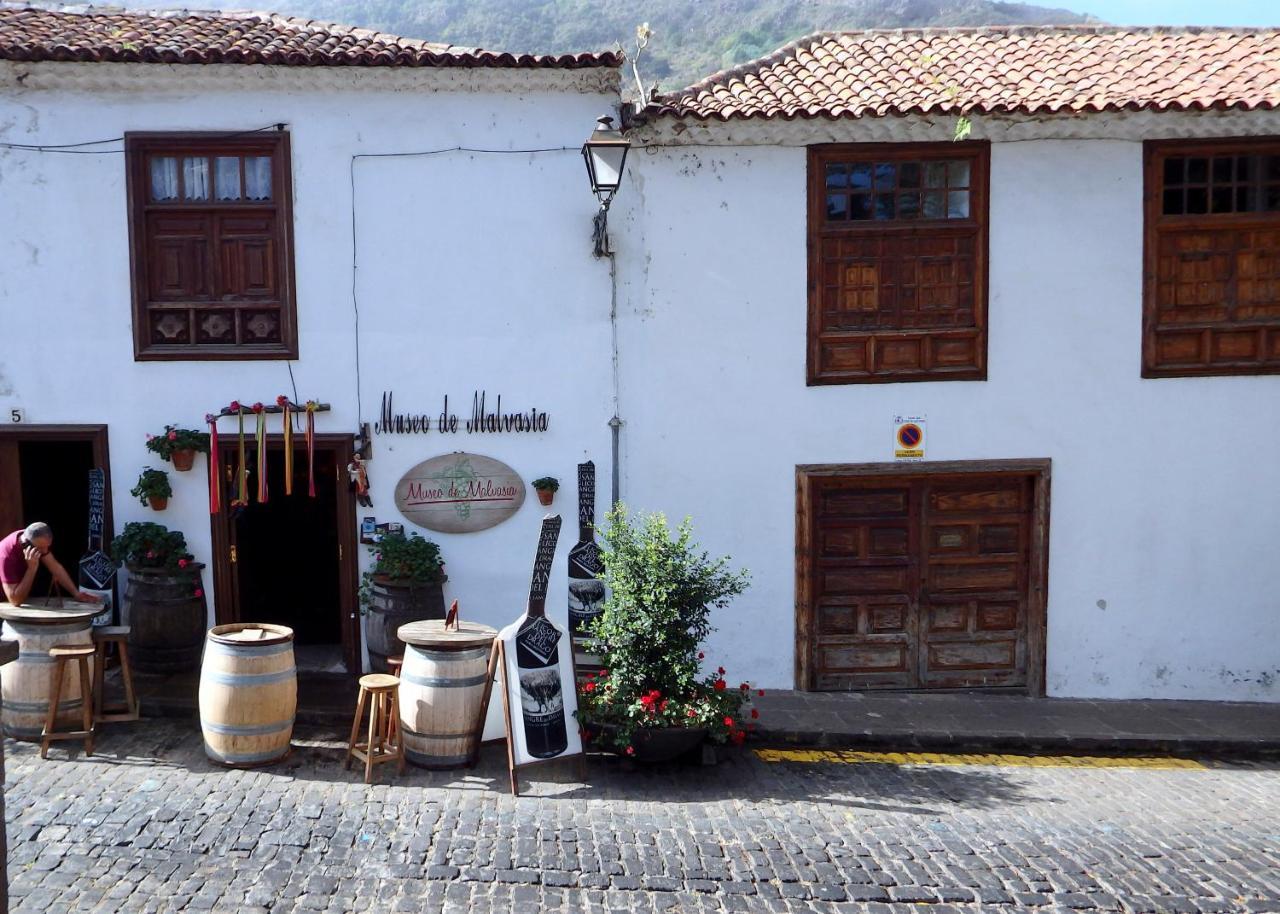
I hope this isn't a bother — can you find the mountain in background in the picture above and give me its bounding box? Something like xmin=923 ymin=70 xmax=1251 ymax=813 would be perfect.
xmin=124 ymin=0 xmax=1098 ymax=92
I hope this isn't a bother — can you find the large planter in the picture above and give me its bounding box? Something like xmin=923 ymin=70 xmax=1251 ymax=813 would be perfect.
xmin=364 ymin=576 xmax=445 ymax=673
xmin=126 ymin=564 xmax=207 ymax=674
xmin=588 ymin=721 xmax=708 ymax=763
xmin=171 ymin=449 xmax=196 ymax=472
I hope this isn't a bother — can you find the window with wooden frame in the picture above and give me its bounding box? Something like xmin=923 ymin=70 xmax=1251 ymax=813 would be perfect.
xmin=1144 ymin=138 xmax=1280 ymax=377
xmin=126 ymin=132 xmax=297 ymax=360
xmin=808 ymin=142 xmax=989 ymax=385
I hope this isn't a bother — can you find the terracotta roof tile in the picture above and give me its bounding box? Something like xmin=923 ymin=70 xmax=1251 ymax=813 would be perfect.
xmin=0 ymin=4 xmax=621 ymax=69
xmin=643 ymin=26 xmax=1280 ymax=121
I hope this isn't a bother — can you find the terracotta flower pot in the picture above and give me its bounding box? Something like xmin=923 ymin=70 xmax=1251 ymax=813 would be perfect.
xmin=171 ymin=449 xmax=196 ymax=472
xmin=148 ymin=496 xmax=168 ymax=511
xmin=536 ymin=489 xmax=555 ymax=506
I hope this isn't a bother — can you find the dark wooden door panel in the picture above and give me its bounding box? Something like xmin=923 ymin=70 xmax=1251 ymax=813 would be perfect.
xmin=800 ymin=466 xmax=1043 ymax=692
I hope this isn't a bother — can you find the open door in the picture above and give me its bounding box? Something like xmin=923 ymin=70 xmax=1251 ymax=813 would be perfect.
xmin=210 ymin=434 xmax=359 ymax=673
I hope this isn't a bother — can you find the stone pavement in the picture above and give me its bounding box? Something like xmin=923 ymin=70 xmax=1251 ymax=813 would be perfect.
xmin=6 ymin=720 xmax=1280 ymax=914
xmin=753 ymin=691 xmax=1280 ymax=755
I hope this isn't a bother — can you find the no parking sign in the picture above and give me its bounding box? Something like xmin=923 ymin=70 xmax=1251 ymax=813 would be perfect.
xmin=893 ymin=416 xmax=926 ymax=460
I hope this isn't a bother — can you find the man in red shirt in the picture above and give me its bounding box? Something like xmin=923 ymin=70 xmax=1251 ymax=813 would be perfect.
xmin=0 ymin=522 xmax=101 ymax=606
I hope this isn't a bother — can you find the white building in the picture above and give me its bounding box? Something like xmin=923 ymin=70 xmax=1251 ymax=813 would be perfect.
xmin=1 ymin=9 xmax=1277 ymax=703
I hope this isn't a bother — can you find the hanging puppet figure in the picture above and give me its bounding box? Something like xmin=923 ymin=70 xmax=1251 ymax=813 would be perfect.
xmin=347 ymin=453 xmax=372 ymax=507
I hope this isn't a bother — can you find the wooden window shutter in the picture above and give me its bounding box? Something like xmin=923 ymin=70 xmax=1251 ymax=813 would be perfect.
xmin=807 ymin=143 xmax=989 ymax=385
xmin=1144 ymin=138 xmax=1280 ymax=378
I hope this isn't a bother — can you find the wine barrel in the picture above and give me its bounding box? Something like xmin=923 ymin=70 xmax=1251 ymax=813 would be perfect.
xmin=365 ymin=578 xmax=445 ymax=673
xmin=0 ymin=604 xmax=97 ymax=741
xmin=127 ymin=565 xmax=207 ymax=674
xmin=199 ymin=623 xmax=296 ymax=768
xmin=397 ymin=620 xmax=496 ymax=769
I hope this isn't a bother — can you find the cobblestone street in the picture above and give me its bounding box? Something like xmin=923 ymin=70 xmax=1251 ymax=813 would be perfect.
xmin=5 ymin=721 xmax=1279 ymax=914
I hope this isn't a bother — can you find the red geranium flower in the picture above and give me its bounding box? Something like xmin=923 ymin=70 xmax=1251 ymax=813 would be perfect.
xmin=193 ymin=588 xmax=204 ymax=598
xmin=625 ymin=746 xmax=635 ymax=756
xmin=177 ymin=558 xmax=188 ymax=568
xmin=686 ymin=709 xmax=697 ymax=718
xmin=732 ymin=730 xmax=746 ymax=745
xmin=659 ymin=699 xmax=669 ymax=712
xmin=717 ymin=666 xmax=726 ymax=675
xmin=723 ymin=716 xmax=734 ymax=727
xmin=698 ymin=652 xmax=704 ymax=659
xmin=586 ymin=672 xmax=595 ymax=680
xmin=583 ymin=681 xmax=596 ymax=693
xmin=751 ymin=709 xmax=759 ymax=719
xmin=714 ymin=680 xmax=726 ymax=691
xmin=167 ymin=430 xmax=178 ymax=441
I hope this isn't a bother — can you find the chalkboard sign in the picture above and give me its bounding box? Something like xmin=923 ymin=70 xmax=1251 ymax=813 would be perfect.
xmin=80 ymin=468 xmax=116 ymax=592
xmin=87 ymin=468 xmax=105 ymax=549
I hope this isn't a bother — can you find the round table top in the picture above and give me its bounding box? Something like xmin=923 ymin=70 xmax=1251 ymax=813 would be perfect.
xmin=0 ymin=602 xmax=101 ymax=626
xmin=398 ymin=619 xmax=497 ymax=649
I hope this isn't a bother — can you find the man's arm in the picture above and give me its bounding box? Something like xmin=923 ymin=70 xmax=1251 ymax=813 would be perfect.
xmin=2 ymin=546 xmax=43 ymax=605
xmin=42 ymin=553 xmax=101 ymax=603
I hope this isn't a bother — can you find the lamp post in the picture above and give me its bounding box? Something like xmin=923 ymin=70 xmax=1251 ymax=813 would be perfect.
xmin=581 ymin=115 xmax=630 ymax=258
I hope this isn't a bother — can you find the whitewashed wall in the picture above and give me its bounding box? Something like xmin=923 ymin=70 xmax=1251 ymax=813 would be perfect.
xmin=613 ymin=129 xmax=1280 ymax=702
xmin=0 ymin=63 xmax=619 ymax=673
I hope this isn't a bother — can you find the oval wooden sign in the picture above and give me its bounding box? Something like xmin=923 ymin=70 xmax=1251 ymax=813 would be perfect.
xmin=394 ymin=452 xmax=526 ymax=534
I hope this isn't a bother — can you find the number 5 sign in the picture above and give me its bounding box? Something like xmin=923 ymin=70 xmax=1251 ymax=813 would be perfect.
xmin=9 ymin=408 xmax=24 ymax=423
xmin=893 ymin=415 xmax=926 ymax=460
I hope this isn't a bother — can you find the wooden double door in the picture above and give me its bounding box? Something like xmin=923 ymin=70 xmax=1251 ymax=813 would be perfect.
xmin=797 ymin=461 xmax=1049 ymax=693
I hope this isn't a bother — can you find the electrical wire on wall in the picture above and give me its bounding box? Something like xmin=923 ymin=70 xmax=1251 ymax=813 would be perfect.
xmin=0 ymin=122 xmax=289 ymax=155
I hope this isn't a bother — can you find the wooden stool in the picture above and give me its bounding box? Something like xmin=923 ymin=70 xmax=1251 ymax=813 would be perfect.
xmin=41 ymin=645 xmax=95 ymax=758
xmin=93 ymin=626 xmax=139 ymax=723
xmin=345 ymin=673 xmax=404 ymax=784
xmin=387 ymin=656 xmax=403 ymax=678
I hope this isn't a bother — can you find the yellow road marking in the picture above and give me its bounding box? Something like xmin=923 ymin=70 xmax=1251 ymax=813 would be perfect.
xmin=754 ymin=748 xmax=1207 ymax=769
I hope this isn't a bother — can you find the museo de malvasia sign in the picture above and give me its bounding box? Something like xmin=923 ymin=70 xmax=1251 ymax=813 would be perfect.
xmin=394 ymin=452 xmax=526 ymax=534
xmin=375 ymin=391 xmax=549 ymax=436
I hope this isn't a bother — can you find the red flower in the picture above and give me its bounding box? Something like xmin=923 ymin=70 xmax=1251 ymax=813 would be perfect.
xmin=739 ymin=682 xmax=750 ymax=691
xmin=751 ymin=709 xmax=759 ymax=719
xmin=177 ymin=558 xmax=188 ymax=568
xmin=698 ymin=652 xmax=704 ymax=660
xmin=718 ymin=666 xmax=726 ymax=675
xmin=686 ymin=709 xmax=697 ymax=718
xmin=145 ymin=550 xmax=156 ymax=559
xmin=167 ymin=430 xmax=178 ymax=441
xmin=193 ymin=588 xmax=204 ymax=598
xmin=229 ymin=400 xmax=241 ymax=411
xmin=758 ymin=689 xmax=765 ymax=697
xmin=599 ymin=669 xmax=609 ymax=677
xmin=659 ymin=699 xmax=669 ymax=712
xmin=723 ymin=716 xmax=734 ymax=727
xmin=583 ymin=681 xmax=596 ymax=693
xmin=624 ymin=746 xmax=635 ymax=756
xmin=714 ymin=680 xmax=726 ymax=691
xmin=731 ymin=730 xmax=746 ymax=746
xmin=586 ymin=672 xmax=595 ymax=680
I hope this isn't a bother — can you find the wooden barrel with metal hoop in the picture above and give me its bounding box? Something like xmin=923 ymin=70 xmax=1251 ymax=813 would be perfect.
xmin=397 ymin=620 xmax=497 ymax=769
xmin=0 ymin=603 xmax=99 ymax=741
xmin=199 ymin=623 xmax=296 ymax=768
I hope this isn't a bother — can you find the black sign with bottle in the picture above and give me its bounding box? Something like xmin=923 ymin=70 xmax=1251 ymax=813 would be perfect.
xmin=568 ymin=461 xmax=606 ymax=639
xmin=516 ymin=515 xmax=567 ymax=758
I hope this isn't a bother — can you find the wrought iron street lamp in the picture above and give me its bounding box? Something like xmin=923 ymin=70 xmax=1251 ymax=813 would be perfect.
xmin=581 ymin=115 xmax=630 ymax=257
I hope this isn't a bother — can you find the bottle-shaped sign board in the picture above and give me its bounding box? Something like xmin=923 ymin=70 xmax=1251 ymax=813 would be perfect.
xmin=568 ymin=461 xmax=606 ymax=644
xmin=498 ymin=514 xmax=583 ymax=766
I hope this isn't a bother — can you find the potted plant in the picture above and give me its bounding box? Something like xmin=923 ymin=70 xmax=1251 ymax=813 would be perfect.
xmin=359 ymin=532 xmax=447 ymax=672
xmin=145 ymin=425 xmax=210 ymax=472
xmin=531 ymin=476 xmax=559 ymax=506
xmin=131 ymin=467 xmax=172 ymax=511
xmin=577 ymin=506 xmax=759 ymax=762
xmin=109 ymin=522 xmax=206 ymax=674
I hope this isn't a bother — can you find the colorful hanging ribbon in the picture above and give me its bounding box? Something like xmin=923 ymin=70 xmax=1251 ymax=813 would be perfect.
xmin=206 ymin=414 xmax=220 ymax=515
xmin=254 ymin=403 xmax=268 ymax=504
xmin=233 ymin=401 xmax=248 ymax=507
xmin=306 ymin=401 xmax=317 ymax=498
xmin=278 ymin=395 xmax=294 ymax=496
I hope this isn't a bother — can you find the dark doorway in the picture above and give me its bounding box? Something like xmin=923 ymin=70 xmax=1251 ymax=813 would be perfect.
xmin=0 ymin=426 xmax=113 ymax=606
xmin=210 ymin=434 xmax=359 ymax=673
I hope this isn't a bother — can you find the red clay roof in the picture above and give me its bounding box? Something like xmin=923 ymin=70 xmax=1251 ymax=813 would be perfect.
xmin=0 ymin=5 xmax=621 ymax=69
xmin=643 ymin=27 xmax=1280 ymax=121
